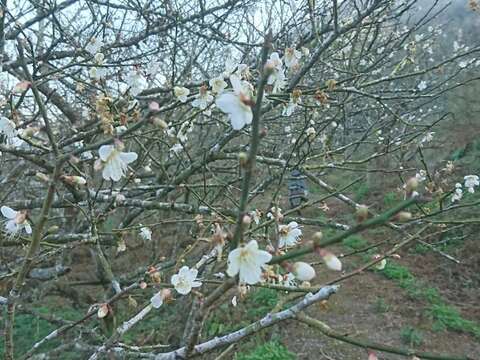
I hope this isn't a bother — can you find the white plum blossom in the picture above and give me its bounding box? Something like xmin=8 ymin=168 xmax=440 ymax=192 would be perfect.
xmin=125 ymin=70 xmax=147 ymax=96
xmin=140 ymin=226 xmax=152 ymax=241
xmin=284 ymin=47 xmax=302 ymax=68
xmin=98 ymin=143 xmax=138 ymax=182
xmin=89 ymin=67 xmax=107 ymax=80
xmin=174 ymin=86 xmax=190 ymax=103
xmin=464 ymin=175 xmax=479 ymax=193
xmin=216 ymin=75 xmax=253 ymax=130
xmin=451 ymin=183 xmax=463 ymax=202
xmin=420 ymin=131 xmax=434 ymax=145
xmin=373 ymin=254 xmax=387 ymax=270
xmin=171 ymin=266 xmax=202 ymax=295
xmin=223 ymin=56 xmax=237 ymax=78
xmin=209 ymin=76 xmax=228 ymax=94
xmin=292 ymin=262 xmax=316 ymax=281
xmin=1 ymin=206 xmax=32 ymax=234
xmin=278 ymin=222 xmax=302 ymax=248
xmin=85 ymin=37 xmax=103 ymax=55
xmin=417 ymin=80 xmax=428 ymax=91
xmin=170 ymin=143 xmax=184 ymax=155
xmin=192 ymin=86 xmax=214 ymax=111
xmin=0 ymin=116 xmax=23 ymax=147
xmin=266 ymin=52 xmax=287 ymax=92
xmin=306 ymin=127 xmax=316 ymax=140
xmin=227 ymin=240 xmax=272 ymax=285
xmin=415 ymin=170 xmax=427 ymax=182
xmin=145 ymin=62 xmax=167 ymax=84
xmin=283 ymin=92 xmax=301 ymax=116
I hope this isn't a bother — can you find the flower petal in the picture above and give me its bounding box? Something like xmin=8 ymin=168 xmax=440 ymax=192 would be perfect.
xmin=119 ymin=152 xmax=138 ymax=164
xmin=1 ymin=206 xmax=17 ymax=219
xmin=99 ymin=145 xmax=114 ymax=161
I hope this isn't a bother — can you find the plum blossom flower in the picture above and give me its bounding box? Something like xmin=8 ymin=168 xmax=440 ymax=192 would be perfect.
xmin=98 ymin=143 xmax=138 ymax=182
xmin=283 ymin=89 xmax=302 ymax=116
xmin=227 ymin=240 xmax=272 ymax=285
xmin=140 ymin=226 xmax=152 ymax=241
xmin=451 ymin=183 xmax=463 ymax=202
xmin=171 ymin=266 xmax=202 ymax=295
xmin=209 ymin=76 xmax=228 ymax=94
xmin=85 ymin=37 xmax=103 ymax=55
xmin=125 ymin=70 xmax=147 ymax=96
xmin=145 ymin=62 xmax=167 ymax=84
xmin=278 ymin=222 xmax=302 ymax=248
xmin=464 ymin=175 xmax=479 ymax=193
xmin=373 ymin=254 xmax=387 ymax=270
xmin=420 ymin=131 xmax=434 ymax=145
xmin=266 ymin=52 xmax=286 ymax=93
xmin=1 ymin=206 xmax=32 ymax=234
xmin=0 ymin=116 xmax=23 ymax=147
xmin=292 ymin=262 xmax=316 ymax=281
xmin=192 ymin=85 xmax=214 ymax=111
xmin=284 ymin=47 xmax=302 ymax=68
xmin=174 ymin=86 xmax=190 ymax=102
xmin=216 ymin=75 xmax=253 ymax=130
xmin=417 ymin=80 xmax=428 ymax=91
xmin=306 ymin=127 xmax=316 ymax=140
xmin=415 ymin=170 xmax=427 ymax=182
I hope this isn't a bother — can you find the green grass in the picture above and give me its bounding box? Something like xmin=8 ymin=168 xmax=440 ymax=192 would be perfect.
xmin=429 ymin=304 xmax=480 ymax=337
xmin=0 ymin=305 xmax=84 ymax=358
xmin=353 ymin=183 xmax=370 ymax=202
xmin=246 ymin=288 xmax=279 ymax=318
xmin=400 ymin=326 xmax=423 ymax=346
xmin=380 ymin=262 xmax=480 ymax=338
xmin=342 ymin=235 xmax=369 ymax=250
xmin=234 ymin=340 xmax=296 ymax=360
xmin=373 ymin=298 xmax=390 ymax=314
xmin=383 ymin=191 xmax=401 ymax=208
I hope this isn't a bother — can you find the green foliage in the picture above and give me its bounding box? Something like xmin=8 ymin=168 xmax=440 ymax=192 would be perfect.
xmin=380 ymin=262 xmax=480 ymax=337
xmin=373 ymin=298 xmax=390 ymax=313
xmin=247 ymin=288 xmax=279 ymax=318
xmin=381 ymin=262 xmax=414 ymax=282
xmin=353 ymin=183 xmax=370 ymax=202
xmin=342 ymin=235 xmax=369 ymax=250
xmin=412 ymin=243 xmax=429 ymax=254
xmin=0 ymin=305 xmax=83 ymax=358
xmin=383 ymin=191 xmax=400 ymax=208
xmin=400 ymin=326 xmax=423 ymax=346
xmin=235 ymin=341 xmax=296 ymax=360
xmin=429 ymin=304 xmax=480 ymax=337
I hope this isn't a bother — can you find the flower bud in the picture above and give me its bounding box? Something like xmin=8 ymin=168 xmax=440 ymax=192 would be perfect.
xmin=238 ymin=152 xmax=248 ymax=167
xmin=62 ymin=175 xmax=87 ymax=186
xmin=313 ymin=231 xmax=323 ymax=244
xmin=406 ymin=177 xmax=418 ymax=192
xmin=35 ymin=172 xmax=50 ymax=183
xmin=292 ymin=262 xmax=316 ymax=281
xmin=46 ymin=225 xmax=59 ymax=234
xmin=356 ymin=204 xmax=369 ymax=222
xmin=260 ymin=128 xmax=268 ymax=138
xmin=318 ymin=249 xmax=342 ymax=271
xmin=396 ymin=211 xmax=412 ymax=222
xmin=242 ymin=214 xmax=252 ymax=227
xmin=153 ymin=117 xmax=168 ymax=129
